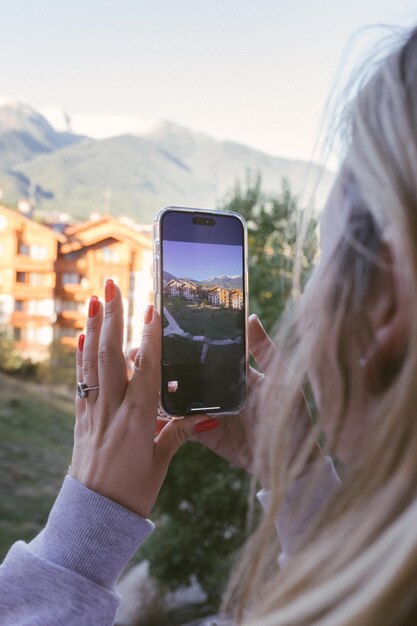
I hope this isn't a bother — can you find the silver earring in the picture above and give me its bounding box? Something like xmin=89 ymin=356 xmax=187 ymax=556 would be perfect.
xmin=359 ymin=356 xmax=367 ymax=368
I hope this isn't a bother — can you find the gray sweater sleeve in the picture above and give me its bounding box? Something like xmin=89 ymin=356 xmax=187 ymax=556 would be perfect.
xmin=257 ymin=456 xmax=341 ymax=566
xmin=0 ymin=474 xmax=155 ymax=626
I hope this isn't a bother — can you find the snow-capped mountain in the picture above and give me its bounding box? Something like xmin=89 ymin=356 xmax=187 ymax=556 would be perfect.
xmin=0 ymin=100 xmax=335 ymax=223
xmin=40 ymin=106 xmax=159 ymax=140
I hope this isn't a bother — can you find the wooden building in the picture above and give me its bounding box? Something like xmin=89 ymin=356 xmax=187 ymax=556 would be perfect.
xmin=56 ymin=216 xmax=153 ymax=350
xmin=0 ymin=206 xmax=153 ymax=359
xmin=0 ymin=205 xmax=65 ymax=359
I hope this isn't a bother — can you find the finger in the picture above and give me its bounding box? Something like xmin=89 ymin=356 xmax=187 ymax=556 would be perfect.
xmin=97 ymin=280 xmax=128 ymax=405
xmin=248 ymin=314 xmax=277 ymax=373
xmin=124 ymin=305 xmax=161 ymax=424
xmin=82 ymin=295 xmax=103 ymax=402
xmin=127 ymin=346 xmax=139 ymax=363
xmin=75 ymin=333 xmax=86 ymax=416
xmin=154 ymin=416 xmax=221 ymax=465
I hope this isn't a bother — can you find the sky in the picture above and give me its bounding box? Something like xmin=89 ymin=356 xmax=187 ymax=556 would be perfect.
xmin=163 ymin=241 xmax=243 ymax=282
xmin=2 ymin=1 xmax=417 ymax=164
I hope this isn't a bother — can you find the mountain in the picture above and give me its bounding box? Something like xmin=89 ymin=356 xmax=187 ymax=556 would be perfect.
xmin=0 ymin=102 xmax=335 ymax=223
xmin=167 ymin=274 xmax=242 ymax=290
xmin=162 ymin=270 xmax=177 ymax=284
xmin=200 ymin=275 xmax=242 ymax=289
xmin=0 ymin=102 xmax=83 ymax=169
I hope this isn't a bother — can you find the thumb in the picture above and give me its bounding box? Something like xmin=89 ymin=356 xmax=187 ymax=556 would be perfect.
xmin=248 ymin=314 xmax=278 ymax=373
xmin=154 ymin=417 xmax=221 ymax=465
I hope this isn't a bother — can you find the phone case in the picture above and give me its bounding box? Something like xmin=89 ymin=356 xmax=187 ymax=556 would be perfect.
xmin=153 ymin=205 xmax=249 ymax=420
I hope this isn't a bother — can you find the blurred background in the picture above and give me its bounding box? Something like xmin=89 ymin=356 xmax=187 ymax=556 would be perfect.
xmin=1 ymin=1 xmax=416 ymax=624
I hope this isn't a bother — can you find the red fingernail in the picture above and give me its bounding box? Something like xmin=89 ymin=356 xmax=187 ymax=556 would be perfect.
xmin=155 ymin=420 xmax=166 ymax=435
xmin=194 ymin=418 xmax=221 ymax=434
xmin=144 ymin=304 xmax=154 ymax=324
xmin=88 ymin=295 xmax=99 ymax=318
xmin=78 ymin=334 xmax=85 ymax=352
xmin=105 ymin=279 xmax=115 ymax=303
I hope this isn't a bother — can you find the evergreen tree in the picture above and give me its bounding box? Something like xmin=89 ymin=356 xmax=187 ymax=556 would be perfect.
xmin=221 ymin=172 xmax=318 ymax=331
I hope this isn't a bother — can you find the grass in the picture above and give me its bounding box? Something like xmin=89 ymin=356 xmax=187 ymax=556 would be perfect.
xmin=164 ymin=296 xmax=243 ymax=340
xmin=0 ymin=372 xmax=74 ymax=559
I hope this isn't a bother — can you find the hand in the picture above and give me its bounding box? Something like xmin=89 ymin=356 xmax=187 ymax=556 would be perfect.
xmin=186 ymin=314 xmax=275 ymax=486
xmin=190 ymin=315 xmax=321 ymax=486
xmin=70 ymin=280 xmax=219 ymax=518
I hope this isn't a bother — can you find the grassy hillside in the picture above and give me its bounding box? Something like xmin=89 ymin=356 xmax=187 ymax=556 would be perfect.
xmin=0 ymin=373 xmax=74 ymax=559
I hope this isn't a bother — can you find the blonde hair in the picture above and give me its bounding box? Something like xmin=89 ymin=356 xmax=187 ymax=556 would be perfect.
xmin=224 ymin=26 xmax=417 ymax=626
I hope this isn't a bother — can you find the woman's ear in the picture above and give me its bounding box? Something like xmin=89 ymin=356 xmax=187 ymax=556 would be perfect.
xmin=361 ymin=241 xmax=409 ymax=394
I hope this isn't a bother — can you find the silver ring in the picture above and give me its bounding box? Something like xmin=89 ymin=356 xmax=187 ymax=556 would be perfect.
xmin=77 ymin=382 xmax=99 ymax=399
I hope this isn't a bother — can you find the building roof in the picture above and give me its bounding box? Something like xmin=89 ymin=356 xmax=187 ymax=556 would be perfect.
xmin=0 ymin=204 xmax=66 ymax=242
xmin=61 ymin=215 xmax=152 ymax=253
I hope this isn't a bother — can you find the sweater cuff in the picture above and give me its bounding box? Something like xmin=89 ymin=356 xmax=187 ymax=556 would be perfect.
xmin=29 ymin=475 xmax=154 ymax=590
xmin=257 ymin=456 xmax=341 ymax=558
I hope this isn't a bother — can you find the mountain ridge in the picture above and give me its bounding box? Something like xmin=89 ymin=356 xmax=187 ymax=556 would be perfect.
xmin=0 ymin=102 xmax=335 ymax=224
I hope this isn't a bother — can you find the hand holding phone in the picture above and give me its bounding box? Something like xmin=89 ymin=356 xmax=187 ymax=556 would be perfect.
xmin=154 ymin=207 xmax=248 ymax=418
xmin=190 ymin=314 xmax=322 ymax=486
xmin=189 ymin=314 xmax=273 ymax=485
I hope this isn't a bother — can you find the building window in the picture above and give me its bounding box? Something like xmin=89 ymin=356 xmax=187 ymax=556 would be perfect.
xmin=18 ymin=242 xmax=30 ymax=255
xmin=27 ymin=299 xmax=52 ymax=315
xmin=62 ymin=300 xmax=84 ymax=312
xmin=58 ymin=326 xmax=77 ymax=338
xmin=16 ymin=272 xmax=27 ymax=283
xmin=26 ymin=326 xmax=53 ymax=344
xmin=30 ymin=244 xmax=48 ymax=260
xmin=13 ymin=327 xmax=23 ymax=341
xmin=14 ymin=300 xmax=24 ymax=312
xmin=29 ymin=273 xmax=51 ymax=287
xmin=102 ymin=247 xmax=120 ymax=263
xmin=56 ymin=299 xmax=84 ymax=314
xmin=0 ymin=215 xmax=8 ymax=231
xmin=62 ymin=272 xmax=81 ymax=285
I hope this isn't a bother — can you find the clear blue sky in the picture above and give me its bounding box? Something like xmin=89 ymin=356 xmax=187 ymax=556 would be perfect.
xmin=2 ymin=0 xmax=417 ymax=161
xmin=163 ymin=241 xmax=242 ymax=281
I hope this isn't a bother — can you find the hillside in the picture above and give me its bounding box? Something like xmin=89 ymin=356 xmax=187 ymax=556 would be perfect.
xmin=0 ymin=372 xmax=74 ymax=559
xmin=0 ymin=103 xmax=335 ymax=223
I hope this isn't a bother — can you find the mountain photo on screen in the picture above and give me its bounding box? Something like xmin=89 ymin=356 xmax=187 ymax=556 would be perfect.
xmin=162 ymin=240 xmax=244 ymax=369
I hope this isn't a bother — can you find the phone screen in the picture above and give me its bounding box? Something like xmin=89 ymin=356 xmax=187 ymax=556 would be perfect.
xmin=160 ymin=209 xmax=246 ymax=416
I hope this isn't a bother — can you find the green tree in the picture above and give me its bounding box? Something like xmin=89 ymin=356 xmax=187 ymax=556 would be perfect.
xmin=36 ymin=341 xmax=76 ymax=388
xmin=140 ymin=175 xmax=318 ymax=611
xmin=221 ymin=172 xmax=318 ymax=332
xmin=140 ymin=443 xmax=250 ymax=606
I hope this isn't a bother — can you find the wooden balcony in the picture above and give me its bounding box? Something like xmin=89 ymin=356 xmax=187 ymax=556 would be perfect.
xmin=11 ymin=311 xmax=55 ymax=325
xmin=14 ymin=255 xmax=56 ymax=272
xmin=55 ymin=258 xmax=88 ymax=273
xmin=55 ymin=283 xmax=90 ymax=297
xmin=60 ymin=337 xmax=78 ymax=349
xmin=56 ymin=311 xmax=85 ymax=327
xmin=12 ymin=284 xmax=55 ymax=299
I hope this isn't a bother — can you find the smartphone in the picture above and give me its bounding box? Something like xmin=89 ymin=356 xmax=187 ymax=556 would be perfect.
xmin=153 ymin=206 xmax=248 ymax=418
